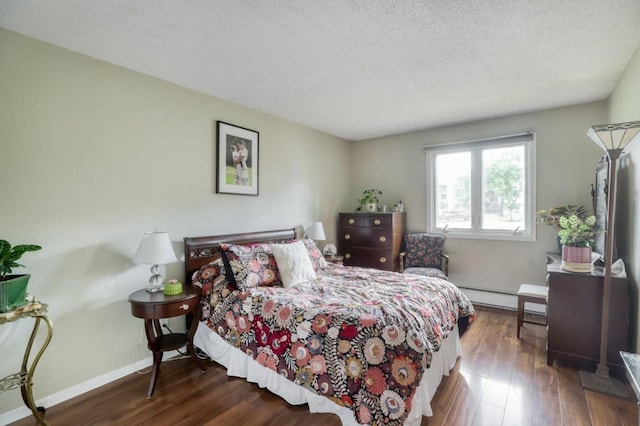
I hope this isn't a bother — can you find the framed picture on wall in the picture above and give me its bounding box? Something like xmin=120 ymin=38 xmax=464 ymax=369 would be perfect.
xmin=216 ymin=121 xmax=259 ymax=196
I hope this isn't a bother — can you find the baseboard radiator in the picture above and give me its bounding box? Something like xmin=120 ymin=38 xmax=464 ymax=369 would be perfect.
xmin=459 ymin=286 xmax=546 ymax=314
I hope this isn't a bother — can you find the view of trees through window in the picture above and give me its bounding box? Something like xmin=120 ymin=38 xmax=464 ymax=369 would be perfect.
xmin=434 ymin=145 xmax=525 ymax=232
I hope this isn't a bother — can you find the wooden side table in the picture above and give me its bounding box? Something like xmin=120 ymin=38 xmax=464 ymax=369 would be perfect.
xmin=0 ymin=301 xmax=53 ymax=426
xmin=128 ymin=286 xmax=207 ymax=398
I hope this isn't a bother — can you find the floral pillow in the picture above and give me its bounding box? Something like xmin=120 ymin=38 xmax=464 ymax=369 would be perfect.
xmin=300 ymin=238 xmax=328 ymax=271
xmin=223 ymin=243 xmax=282 ymax=289
xmin=404 ymin=233 xmax=445 ymax=268
xmin=190 ymin=256 xmax=228 ymax=295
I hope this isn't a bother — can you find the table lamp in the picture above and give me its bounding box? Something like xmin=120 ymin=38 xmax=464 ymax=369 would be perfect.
xmin=133 ymin=231 xmax=177 ymax=293
xmin=305 ymin=222 xmax=326 ymax=242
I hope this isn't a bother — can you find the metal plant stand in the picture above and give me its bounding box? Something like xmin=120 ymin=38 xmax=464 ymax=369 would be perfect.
xmin=0 ymin=301 xmax=53 ymax=425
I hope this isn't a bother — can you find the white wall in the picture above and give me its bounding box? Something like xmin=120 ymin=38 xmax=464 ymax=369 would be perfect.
xmin=0 ymin=28 xmax=350 ymax=414
xmin=608 ymin=44 xmax=640 ymax=350
xmin=350 ymin=103 xmax=607 ymax=293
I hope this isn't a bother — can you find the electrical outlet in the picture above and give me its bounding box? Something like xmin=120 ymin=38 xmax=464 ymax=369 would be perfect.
xmin=160 ymin=319 xmax=169 ymax=329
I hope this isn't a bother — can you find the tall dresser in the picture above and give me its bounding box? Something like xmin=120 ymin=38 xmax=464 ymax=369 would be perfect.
xmin=338 ymin=212 xmax=406 ymax=272
xmin=546 ymin=253 xmax=629 ymax=377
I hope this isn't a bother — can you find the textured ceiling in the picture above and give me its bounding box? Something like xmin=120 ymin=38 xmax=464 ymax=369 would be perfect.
xmin=1 ymin=1 xmax=639 ymax=141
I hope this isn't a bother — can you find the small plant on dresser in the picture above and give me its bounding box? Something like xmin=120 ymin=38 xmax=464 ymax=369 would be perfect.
xmin=357 ymin=189 xmax=383 ymax=212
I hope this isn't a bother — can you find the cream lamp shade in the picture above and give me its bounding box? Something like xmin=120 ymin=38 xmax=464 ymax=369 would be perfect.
xmin=305 ymin=222 xmax=326 ymax=241
xmin=587 ymin=121 xmax=640 ymax=153
xmin=133 ymin=231 xmax=177 ymax=292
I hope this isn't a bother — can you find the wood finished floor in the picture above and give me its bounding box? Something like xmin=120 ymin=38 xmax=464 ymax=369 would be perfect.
xmin=11 ymin=306 xmax=638 ymax=425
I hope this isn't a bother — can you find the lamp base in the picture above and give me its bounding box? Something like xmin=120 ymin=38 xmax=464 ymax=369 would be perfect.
xmin=579 ymin=370 xmax=628 ymax=398
xmin=146 ymin=270 xmax=164 ymax=293
xmin=145 ymin=284 xmax=165 ymax=293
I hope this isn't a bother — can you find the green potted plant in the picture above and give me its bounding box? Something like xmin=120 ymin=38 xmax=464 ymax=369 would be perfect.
xmin=535 ymin=204 xmax=589 ymax=230
xmin=0 ymin=240 xmax=42 ymax=312
xmin=557 ymin=214 xmax=598 ymax=247
xmin=357 ymin=189 xmax=383 ymax=212
xmin=556 ymin=214 xmax=598 ymax=272
xmin=536 ymin=204 xmax=590 ymax=253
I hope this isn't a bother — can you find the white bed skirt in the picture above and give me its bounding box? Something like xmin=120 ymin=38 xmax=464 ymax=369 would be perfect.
xmin=194 ymin=323 xmax=461 ymax=425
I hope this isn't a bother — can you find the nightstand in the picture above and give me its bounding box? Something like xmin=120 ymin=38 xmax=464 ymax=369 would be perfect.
xmin=325 ymin=255 xmax=344 ymax=266
xmin=128 ymin=286 xmax=207 ymax=398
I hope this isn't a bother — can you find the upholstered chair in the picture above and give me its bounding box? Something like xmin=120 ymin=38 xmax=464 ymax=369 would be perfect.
xmin=399 ymin=233 xmax=449 ymax=280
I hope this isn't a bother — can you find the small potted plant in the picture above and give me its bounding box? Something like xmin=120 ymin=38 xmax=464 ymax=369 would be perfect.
xmin=536 ymin=204 xmax=589 ymax=230
xmin=357 ymin=189 xmax=383 ymax=212
xmin=556 ymin=214 xmax=599 ymax=272
xmin=536 ymin=204 xmax=589 ymax=253
xmin=0 ymin=240 xmax=42 ymax=312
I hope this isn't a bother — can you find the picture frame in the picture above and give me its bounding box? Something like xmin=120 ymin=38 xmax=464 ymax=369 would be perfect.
xmin=216 ymin=121 xmax=259 ymax=196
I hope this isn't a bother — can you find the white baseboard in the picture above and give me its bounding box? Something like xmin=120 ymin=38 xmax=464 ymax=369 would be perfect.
xmin=0 ymin=350 xmax=181 ymax=425
xmin=0 ymin=288 xmax=541 ymax=424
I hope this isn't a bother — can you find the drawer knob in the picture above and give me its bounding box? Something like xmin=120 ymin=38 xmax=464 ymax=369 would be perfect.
xmin=348 ymin=218 xmax=355 ymax=225
xmin=374 ymin=219 xmax=381 ymax=225
xmin=379 ymin=236 xmax=386 ymax=242
xmin=344 ymin=234 xmax=351 ymax=240
xmin=345 ymin=253 xmax=351 ymax=259
xmin=379 ymin=257 xmax=387 ymax=263
xmin=180 ymin=304 xmax=190 ymax=311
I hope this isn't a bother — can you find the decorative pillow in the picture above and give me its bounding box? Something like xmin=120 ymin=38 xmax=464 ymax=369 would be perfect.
xmin=404 ymin=233 xmax=444 ymax=268
xmin=301 ymin=238 xmax=328 ymax=271
xmin=190 ymin=256 xmax=228 ymax=295
xmin=271 ymin=241 xmax=317 ymax=288
xmin=220 ymin=249 xmax=239 ymax=288
xmin=223 ymin=243 xmax=282 ymax=289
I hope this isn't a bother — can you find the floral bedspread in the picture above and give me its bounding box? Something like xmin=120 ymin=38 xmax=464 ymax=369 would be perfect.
xmin=192 ymin=260 xmax=475 ymax=425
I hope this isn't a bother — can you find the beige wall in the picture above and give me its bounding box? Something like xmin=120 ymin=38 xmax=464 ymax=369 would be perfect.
xmin=351 ymin=103 xmax=607 ymax=293
xmin=0 ymin=28 xmax=350 ymax=414
xmin=608 ymin=44 xmax=640 ymax=350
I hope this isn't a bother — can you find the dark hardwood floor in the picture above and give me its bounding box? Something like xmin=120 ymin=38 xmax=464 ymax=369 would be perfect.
xmin=12 ymin=306 xmax=638 ymax=425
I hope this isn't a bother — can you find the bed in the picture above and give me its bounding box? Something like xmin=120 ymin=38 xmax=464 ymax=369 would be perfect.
xmin=184 ymin=228 xmax=475 ymax=425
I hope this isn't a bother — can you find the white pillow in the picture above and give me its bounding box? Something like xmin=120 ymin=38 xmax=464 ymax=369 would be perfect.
xmin=271 ymin=241 xmax=317 ymax=288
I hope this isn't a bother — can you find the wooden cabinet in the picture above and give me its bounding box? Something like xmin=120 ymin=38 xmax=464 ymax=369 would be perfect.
xmin=338 ymin=212 xmax=406 ymax=272
xmin=546 ymin=254 xmax=629 ymax=377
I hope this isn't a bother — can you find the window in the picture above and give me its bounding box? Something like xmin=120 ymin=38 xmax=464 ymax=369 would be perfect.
xmin=425 ymin=133 xmax=536 ymax=241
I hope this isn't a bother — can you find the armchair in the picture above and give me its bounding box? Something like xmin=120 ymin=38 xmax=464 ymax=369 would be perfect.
xmin=399 ymin=233 xmax=449 ymax=280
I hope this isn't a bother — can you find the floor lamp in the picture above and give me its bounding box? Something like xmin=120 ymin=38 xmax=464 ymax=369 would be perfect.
xmin=580 ymin=121 xmax=640 ymax=397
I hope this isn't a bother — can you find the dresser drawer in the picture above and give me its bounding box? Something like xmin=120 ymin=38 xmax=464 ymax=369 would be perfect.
xmin=342 ymin=248 xmax=395 ymax=271
xmin=129 ymin=291 xmax=200 ymax=319
xmin=339 ymin=228 xmax=393 ymax=249
xmin=339 ymin=215 xmax=363 ymax=227
xmin=339 ymin=214 xmax=393 ymax=228
xmin=155 ymin=297 xmax=199 ymax=318
xmin=361 ymin=215 xmax=392 ymax=228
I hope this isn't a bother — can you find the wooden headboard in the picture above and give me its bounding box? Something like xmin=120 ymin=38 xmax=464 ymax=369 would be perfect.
xmin=183 ymin=228 xmax=297 ymax=284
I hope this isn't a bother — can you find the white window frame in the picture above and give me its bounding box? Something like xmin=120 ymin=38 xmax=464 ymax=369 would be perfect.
xmin=425 ymin=132 xmax=536 ymax=242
